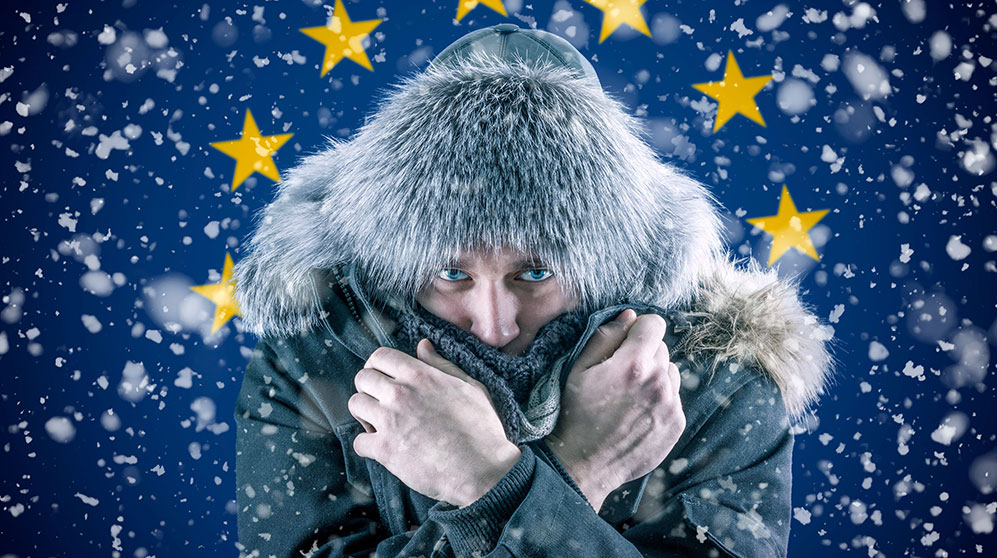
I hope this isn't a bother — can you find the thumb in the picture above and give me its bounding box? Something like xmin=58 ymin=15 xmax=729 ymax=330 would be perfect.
xmin=416 ymin=339 xmax=476 ymax=385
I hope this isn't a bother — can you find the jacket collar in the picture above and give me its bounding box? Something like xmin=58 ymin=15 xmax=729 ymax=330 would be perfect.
xmin=318 ymin=263 xmax=393 ymax=360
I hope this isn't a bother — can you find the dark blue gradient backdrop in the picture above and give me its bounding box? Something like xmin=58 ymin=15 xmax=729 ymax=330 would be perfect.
xmin=1 ymin=1 xmax=995 ymax=556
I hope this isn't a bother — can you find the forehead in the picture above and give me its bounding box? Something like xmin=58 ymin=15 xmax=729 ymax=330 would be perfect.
xmin=446 ymin=246 xmax=545 ymax=269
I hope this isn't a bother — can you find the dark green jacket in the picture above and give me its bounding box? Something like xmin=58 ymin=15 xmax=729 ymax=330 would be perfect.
xmin=234 ymin=276 xmax=796 ymax=558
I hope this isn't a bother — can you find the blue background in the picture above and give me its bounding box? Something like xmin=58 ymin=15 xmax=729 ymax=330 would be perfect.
xmin=2 ymin=0 xmax=995 ymax=555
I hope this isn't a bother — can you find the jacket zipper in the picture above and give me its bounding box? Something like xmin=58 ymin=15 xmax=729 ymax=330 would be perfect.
xmin=330 ymin=266 xmax=378 ymax=344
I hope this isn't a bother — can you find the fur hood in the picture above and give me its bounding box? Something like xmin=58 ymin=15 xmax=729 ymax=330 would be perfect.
xmin=233 ymin=48 xmax=834 ymax=418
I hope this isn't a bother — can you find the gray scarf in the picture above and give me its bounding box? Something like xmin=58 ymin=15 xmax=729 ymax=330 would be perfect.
xmin=387 ymin=303 xmax=588 ymax=444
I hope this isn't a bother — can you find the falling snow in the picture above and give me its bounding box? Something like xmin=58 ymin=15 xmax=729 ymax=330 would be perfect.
xmin=1 ymin=2 xmax=994 ymax=557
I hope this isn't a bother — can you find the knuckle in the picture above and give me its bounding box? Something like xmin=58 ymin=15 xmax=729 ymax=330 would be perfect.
xmin=673 ymin=409 xmax=687 ymax=430
xmin=406 ymin=366 xmax=425 ymax=383
xmin=655 ymin=380 xmax=671 ymax=399
xmin=628 ymin=357 xmax=648 ymax=378
xmin=646 ymin=386 xmax=665 ymax=406
xmin=353 ymin=368 xmax=369 ymax=388
xmin=347 ymin=394 xmax=361 ymax=415
xmin=355 ymin=433 xmax=379 ymax=457
xmin=591 ymin=326 xmax=615 ymax=342
xmin=670 ymin=396 xmax=686 ymax=418
xmin=383 ymin=384 xmax=404 ymax=405
xmin=634 ymin=329 xmax=659 ymax=347
xmin=643 ymin=313 xmax=667 ymax=329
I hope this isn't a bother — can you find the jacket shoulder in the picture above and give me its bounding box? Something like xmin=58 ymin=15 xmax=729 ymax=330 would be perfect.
xmin=635 ymin=358 xmax=793 ymax=557
xmin=677 ymin=354 xmax=789 ymax=440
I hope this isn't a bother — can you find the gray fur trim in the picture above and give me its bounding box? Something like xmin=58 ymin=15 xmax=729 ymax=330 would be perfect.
xmin=672 ymin=257 xmax=837 ymax=418
xmin=235 ymin=49 xmax=723 ymax=337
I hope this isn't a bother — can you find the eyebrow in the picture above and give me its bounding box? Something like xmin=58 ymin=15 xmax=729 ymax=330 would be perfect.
xmin=447 ymin=258 xmax=548 ymax=269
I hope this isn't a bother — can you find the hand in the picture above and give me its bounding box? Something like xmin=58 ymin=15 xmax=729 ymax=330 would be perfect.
xmin=348 ymin=339 xmax=522 ymax=507
xmin=546 ymin=309 xmax=685 ymax=512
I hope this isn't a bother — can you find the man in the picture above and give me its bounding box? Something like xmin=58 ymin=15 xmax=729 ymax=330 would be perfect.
xmin=233 ymin=24 xmax=834 ymax=557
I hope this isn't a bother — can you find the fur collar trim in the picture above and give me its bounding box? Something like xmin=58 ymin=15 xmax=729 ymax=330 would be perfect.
xmin=672 ymin=258 xmax=837 ymax=418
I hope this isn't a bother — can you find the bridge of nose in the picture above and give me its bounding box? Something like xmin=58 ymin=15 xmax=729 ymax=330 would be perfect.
xmin=467 ymin=281 xmax=521 ymax=346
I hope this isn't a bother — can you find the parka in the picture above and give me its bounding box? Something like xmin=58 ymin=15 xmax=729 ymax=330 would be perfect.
xmin=231 ymin=24 xmax=835 ymax=558
xmin=233 ymin=262 xmax=833 ymax=558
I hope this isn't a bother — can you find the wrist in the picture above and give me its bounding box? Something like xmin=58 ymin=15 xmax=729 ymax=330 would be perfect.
xmin=544 ymin=433 xmax=615 ymax=512
xmin=575 ymin=477 xmax=613 ymax=513
xmin=451 ymin=442 xmax=522 ymax=508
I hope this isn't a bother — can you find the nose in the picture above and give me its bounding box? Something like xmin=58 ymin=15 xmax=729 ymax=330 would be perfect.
xmin=467 ymin=282 xmax=520 ymax=349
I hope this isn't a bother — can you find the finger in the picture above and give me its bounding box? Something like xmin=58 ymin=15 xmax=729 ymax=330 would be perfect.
xmin=354 ymin=367 xmax=398 ymax=403
xmin=652 ymin=341 xmax=672 ymax=390
xmin=347 ymin=391 xmax=384 ymax=431
xmin=655 ymin=336 xmax=671 ymax=364
xmin=419 ymin=339 xmax=504 ymax=414
xmin=415 ymin=339 xmax=476 ymax=385
xmin=653 ymin=340 xmax=669 ymax=369
xmin=356 ymin=416 xmax=376 ymax=434
xmin=653 ymin=339 xmax=677 ymax=380
xmin=668 ymin=361 xmax=681 ymax=394
xmin=353 ymin=431 xmax=380 ymax=460
xmin=615 ymin=313 xmax=669 ymax=371
xmin=364 ymin=346 xmax=423 ymax=381
xmin=572 ymin=309 xmax=638 ymax=372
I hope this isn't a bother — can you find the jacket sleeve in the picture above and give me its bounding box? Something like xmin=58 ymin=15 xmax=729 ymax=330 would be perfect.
xmin=234 ymin=337 xmax=451 ymax=558
xmin=427 ymin=366 xmax=794 ymax=558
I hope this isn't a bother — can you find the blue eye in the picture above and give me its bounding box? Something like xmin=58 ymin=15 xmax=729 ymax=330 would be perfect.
xmin=519 ymin=269 xmax=553 ymax=282
xmin=438 ymin=268 xmax=469 ymax=281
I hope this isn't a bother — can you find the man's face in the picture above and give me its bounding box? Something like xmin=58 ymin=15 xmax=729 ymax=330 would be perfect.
xmin=415 ymin=246 xmax=579 ymax=356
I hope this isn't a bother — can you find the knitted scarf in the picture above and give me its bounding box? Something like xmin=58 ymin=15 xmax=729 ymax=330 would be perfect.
xmin=387 ymin=302 xmax=589 ymax=444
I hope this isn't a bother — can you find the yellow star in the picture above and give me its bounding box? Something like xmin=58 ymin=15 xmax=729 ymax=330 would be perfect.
xmin=210 ymin=109 xmax=292 ymax=192
xmin=190 ymin=252 xmax=242 ymax=335
xmin=692 ymin=50 xmax=773 ymax=133
xmin=300 ymin=0 xmax=383 ymax=75
xmin=746 ymin=185 xmax=830 ymax=266
xmin=584 ymin=0 xmax=651 ymax=43
xmin=456 ymin=0 xmax=508 ymax=22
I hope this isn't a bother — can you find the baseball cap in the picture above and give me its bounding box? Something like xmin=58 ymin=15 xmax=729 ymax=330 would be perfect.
xmin=428 ymin=23 xmax=601 ymax=86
